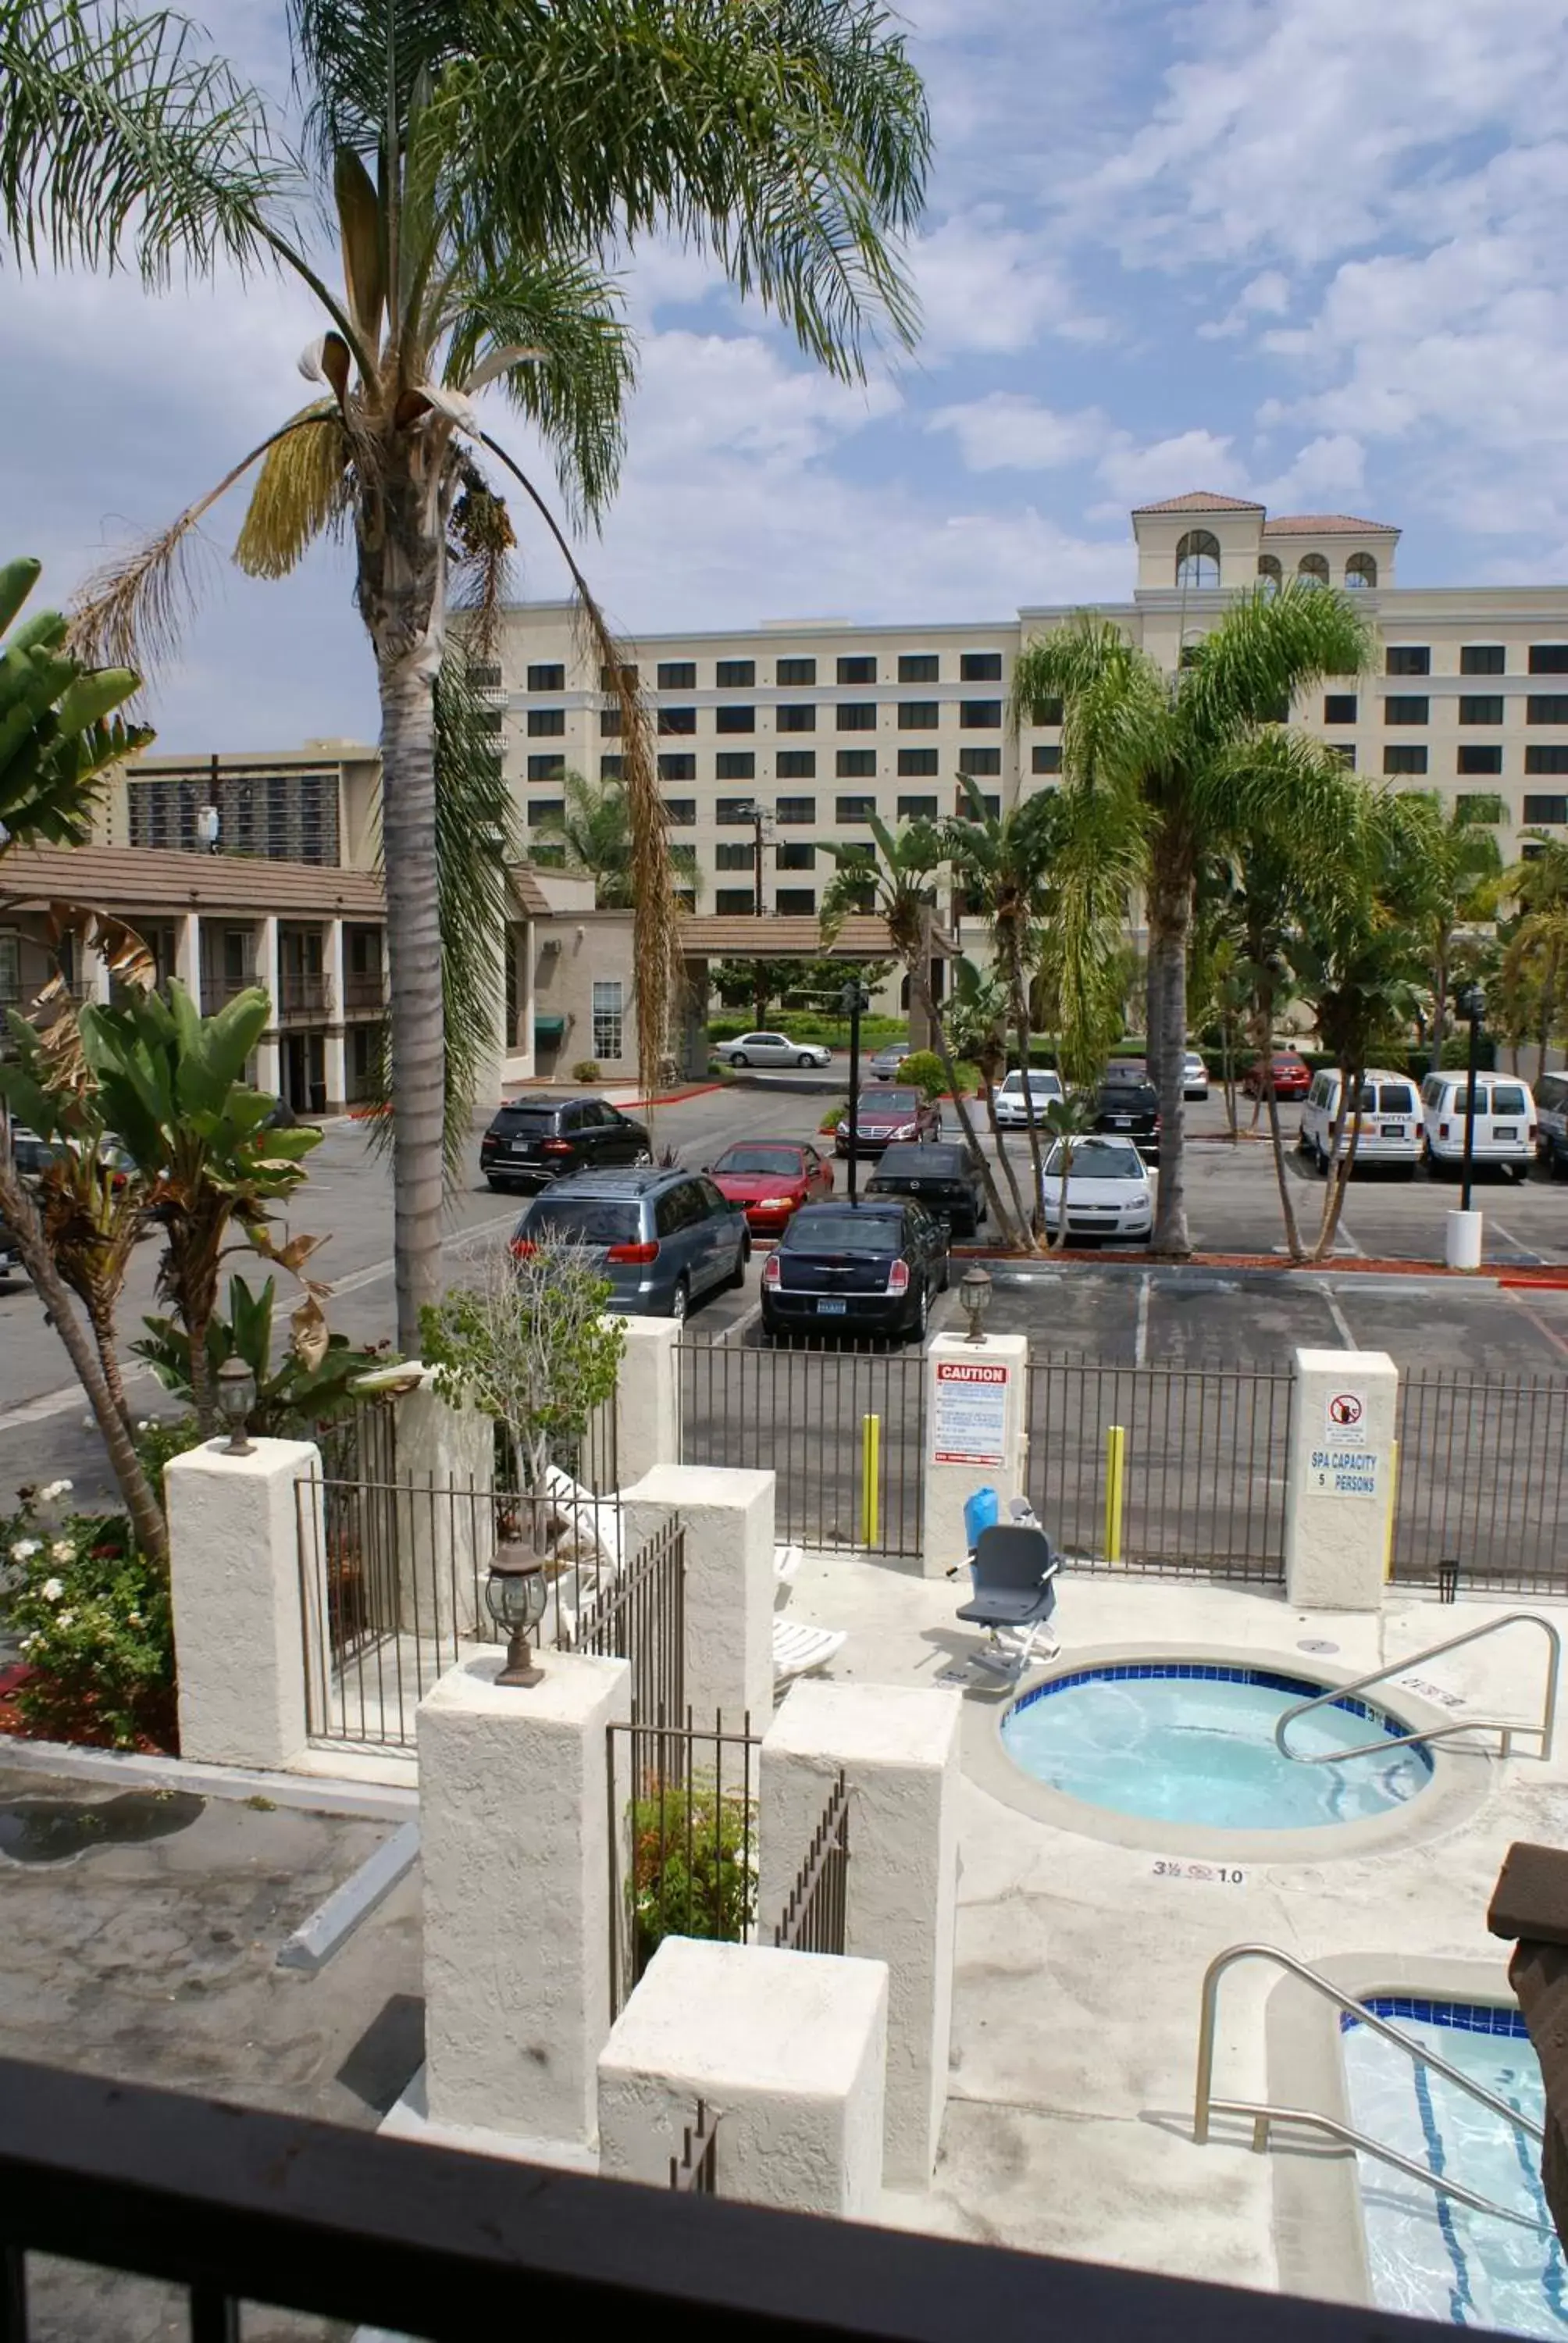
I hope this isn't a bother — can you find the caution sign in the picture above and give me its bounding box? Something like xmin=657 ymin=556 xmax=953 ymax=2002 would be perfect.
xmin=933 ymin=1358 xmax=1010 ymax=1467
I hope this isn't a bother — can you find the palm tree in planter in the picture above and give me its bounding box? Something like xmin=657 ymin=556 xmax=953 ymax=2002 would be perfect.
xmin=7 ymin=0 xmax=931 ymax=1349
xmin=1012 ymin=587 xmax=1372 ymax=1254
xmin=1410 ymin=791 xmax=1506 ymax=1066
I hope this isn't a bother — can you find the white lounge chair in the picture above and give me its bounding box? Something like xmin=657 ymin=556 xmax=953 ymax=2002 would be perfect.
xmin=773 ymin=1618 xmax=846 ymax=1683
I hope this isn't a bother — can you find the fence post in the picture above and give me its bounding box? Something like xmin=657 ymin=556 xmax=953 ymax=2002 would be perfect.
xmin=622 ymin=1463 xmax=775 ymax=1721
xmin=419 ymin=1649 xmax=631 ymax=2149
xmin=613 ymin=1315 xmax=682 ymax=1483
xmin=1102 ymin=1423 xmax=1126 ymax=1565
xmin=759 ymin=1680 xmax=962 ymax=2188
xmin=164 ymin=1436 xmax=322 ymax=1771
xmin=921 ymin=1330 xmax=1030 ymax=1578
xmin=393 ymin=1365 xmax=494 ymax=1642
xmin=1284 ymin=1347 xmax=1399 ymax=1611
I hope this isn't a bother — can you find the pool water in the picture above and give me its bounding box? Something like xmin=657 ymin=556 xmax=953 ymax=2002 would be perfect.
xmin=1344 ymin=2002 xmax=1568 ymax=2336
xmin=1000 ymin=1664 xmax=1432 ymax=1829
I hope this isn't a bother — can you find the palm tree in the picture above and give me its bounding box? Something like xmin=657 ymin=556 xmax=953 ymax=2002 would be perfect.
xmin=5 ymin=1 xmax=930 ymax=1350
xmin=1501 ymin=835 xmax=1568 ymax=1084
xmin=1406 ymin=791 xmax=1505 ymax=1063
xmin=943 ymin=955 xmax=1024 ymax=1232
xmin=1013 ymin=587 xmax=1372 ymax=1254
xmin=532 ymin=769 xmax=633 ymax=907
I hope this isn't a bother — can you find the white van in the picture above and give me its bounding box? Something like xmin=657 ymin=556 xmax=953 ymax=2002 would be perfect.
xmin=1299 ymin=1069 xmax=1422 ymax=1174
xmin=994 ymin=1068 xmax=1064 ymax=1128
xmin=1419 ymin=1071 xmax=1538 ymax=1176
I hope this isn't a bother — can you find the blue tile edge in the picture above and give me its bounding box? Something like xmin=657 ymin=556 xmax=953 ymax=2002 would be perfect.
xmin=1340 ymin=1997 xmax=1529 ymax=2038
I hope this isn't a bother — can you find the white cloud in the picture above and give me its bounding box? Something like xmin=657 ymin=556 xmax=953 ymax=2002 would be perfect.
xmin=925 ymin=394 xmax=1112 ymax=473
xmin=1199 ymin=268 xmax=1292 ymax=340
xmin=1094 ymin=428 xmax=1245 ymax=506
xmin=909 ymin=208 xmax=1106 ymax=358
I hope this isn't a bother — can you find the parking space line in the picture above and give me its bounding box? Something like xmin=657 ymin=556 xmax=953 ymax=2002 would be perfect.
xmin=1489 ymin=1218 xmax=1543 ymax=1263
xmin=1333 ymin=1214 xmax=1365 ymax=1258
xmin=1320 ymin=1287 xmax=1359 ymax=1350
xmin=1502 ymin=1286 xmax=1568 ymax=1364
xmin=1135 ymin=1273 xmax=1150 ymax=1366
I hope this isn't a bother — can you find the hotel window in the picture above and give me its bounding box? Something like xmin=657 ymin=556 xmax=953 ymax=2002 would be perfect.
xmin=775 ymin=887 xmax=816 ymax=915
xmin=526 ymin=754 xmax=565 ymax=780
xmin=658 ymin=753 xmax=696 ymax=782
xmin=775 ymin=796 xmax=817 ymax=824
xmin=1035 ymin=696 xmax=1064 ymax=726
xmin=837 ymin=703 xmax=876 ymax=731
xmin=716 ymin=658 xmax=755 ymax=688
xmin=599 ymin=754 xmax=623 ymax=781
xmin=526 ymin=707 xmax=565 ymax=736
xmin=715 ymin=888 xmax=756 ymax=914
xmin=1526 ymin=747 xmax=1568 ymax=774
xmin=1344 ymin=553 xmax=1377 ymax=589
xmin=961 ymin=791 xmax=1001 ymax=818
xmin=475 ymin=709 xmax=503 ymax=734
xmin=1524 ymin=794 xmax=1568 ymax=825
xmin=669 ymin=843 xmax=697 ymax=872
xmin=1456 ymin=794 xmax=1502 ymax=822
xmin=899 ymin=701 xmax=939 ymax=729
xmin=959 ymin=746 xmax=1001 ymax=776
xmin=527 ymin=799 xmax=564 ymax=825
xmin=899 ymin=653 xmax=939 ymax=683
xmin=960 ymin=700 xmax=1002 ymax=728
xmin=591 ymin=981 xmax=625 ymax=1059
xmin=836 ymin=794 xmax=876 ymax=822
xmin=899 ymin=748 xmax=939 ymax=777
xmin=960 ymin=651 xmax=1003 ymax=682
xmin=776 ymin=656 xmax=816 ymax=686
xmin=1459 ymin=697 xmax=1504 ymax=726
xmin=1457 ymin=745 xmax=1502 ymax=775
xmin=525 ymin=662 xmax=563 ymax=690
xmin=777 ymin=704 xmax=816 ymax=732
xmin=600 ymin=706 xmax=622 ymax=736
xmin=715 ymin=751 xmax=755 ymax=779
xmin=715 ymin=705 xmax=755 ymax=733
xmin=716 ymin=799 xmax=754 ymax=825
xmin=665 ymin=800 xmax=697 ymax=825
xmin=469 ymin=662 xmax=504 ymax=689
xmin=897 ymin=794 xmax=938 ymax=819
xmin=1384 ymin=697 xmax=1429 ymax=725
xmin=1386 ymin=646 xmax=1431 ymax=676
xmin=837 ymin=655 xmax=876 ymax=684
xmin=599 ymin=664 xmax=638 ymax=690
xmin=776 ymin=751 xmax=816 ymax=779
xmin=1530 ymin=645 xmax=1568 ymax=673
xmin=1032 ymin=745 xmax=1062 ymax=774
xmin=1324 ymin=694 xmax=1358 ymax=724
xmin=777 ymin=842 xmax=815 ymax=870
xmin=1528 ymin=697 xmax=1568 ymax=725
xmin=656 ymin=661 xmax=696 ymax=690
xmin=837 ymin=749 xmax=875 ymax=777
xmin=1462 ymin=644 xmax=1506 ymax=675
xmin=1332 ymin=746 xmax=1357 ymax=769
xmin=715 ymin=842 xmax=754 ymax=870
xmin=657 ymin=705 xmax=696 ymax=734
xmin=1383 ymin=745 xmax=1428 ymax=775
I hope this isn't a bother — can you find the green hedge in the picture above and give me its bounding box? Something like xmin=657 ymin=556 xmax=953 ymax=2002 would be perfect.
xmin=708 ymin=1011 xmax=904 ymax=1050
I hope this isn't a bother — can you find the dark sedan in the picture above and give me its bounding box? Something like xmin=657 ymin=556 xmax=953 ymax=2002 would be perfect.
xmin=479 ymin=1095 xmax=652 ymax=1191
xmin=832 ymin=1086 xmax=942 ymax=1158
xmin=761 ymin=1198 xmax=949 ymax=1344
xmin=1092 ymin=1078 xmax=1160 ymax=1153
xmin=867 ymin=1141 xmax=985 ymax=1237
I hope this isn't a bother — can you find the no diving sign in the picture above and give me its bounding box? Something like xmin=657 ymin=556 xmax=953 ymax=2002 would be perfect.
xmin=1313 ymin=1386 xmax=1382 ymax=1500
xmin=1325 ymin=1389 xmax=1366 ymax=1435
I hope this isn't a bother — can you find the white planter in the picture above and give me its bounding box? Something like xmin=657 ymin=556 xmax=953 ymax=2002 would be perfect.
xmin=1445 ymin=1209 xmax=1484 ymax=1271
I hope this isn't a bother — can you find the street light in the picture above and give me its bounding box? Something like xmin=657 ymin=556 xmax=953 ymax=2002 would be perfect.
xmin=1456 ymin=982 xmax=1487 ymax=1215
xmin=484 ymin=1537 xmax=548 ymax=1687
xmin=215 ymin=1357 xmax=256 ymax=1455
xmin=738 ymin=800 xmax=773 ymax=918
xmin=959 ymin=1264 xmax=994 ymax=1344
xmin=839 ymin=978 xmax=871 ymax=1200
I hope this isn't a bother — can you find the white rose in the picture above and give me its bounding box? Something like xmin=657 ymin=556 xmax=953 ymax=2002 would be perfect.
xmin=127 ymin=1611 xmax=143 ymax=1628
xmin=39 ymin=1479 xmax=71 ymax=1503
xmin=38 ymin=1577 xmax=63 ymax=1601
xmin=50 ymin=1540 xmax=72 ymax=1561
xmin=12 ymin=1539 xmax=40 ymax=1560
xmin=55 ymin=1610 xmax=75 ymax=1628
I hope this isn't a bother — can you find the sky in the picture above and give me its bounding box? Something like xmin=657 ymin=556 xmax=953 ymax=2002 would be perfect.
xmin=8 ymin=0 xmax=1568 ymax=752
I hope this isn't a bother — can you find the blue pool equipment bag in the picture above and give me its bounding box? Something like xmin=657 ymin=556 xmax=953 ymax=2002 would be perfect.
xmin=964 ymin=1486 xmax=1000 ymax=1554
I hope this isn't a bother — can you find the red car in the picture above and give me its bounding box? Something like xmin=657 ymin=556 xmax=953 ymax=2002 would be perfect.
xmin=1242 ymin=1050 xmax=1311 ymax=1100
xmin=705 ymin=1140 xmax=834 ymax=1234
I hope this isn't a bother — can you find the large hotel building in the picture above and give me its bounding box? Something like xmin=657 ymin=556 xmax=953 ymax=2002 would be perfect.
xmin=489 ymin=490 xmax=1568 ymax=916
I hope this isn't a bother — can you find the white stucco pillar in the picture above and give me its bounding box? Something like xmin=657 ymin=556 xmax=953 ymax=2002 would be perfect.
xmin=597 ymin=1937 xmax=888 ymax=2216
xmin=419 ymin=1649 xmax=631 ymax=2147
xmin=1284 ymin=1347 xmax=1399 ymax=1611
xmin=921 ymin=1330 xmax=1030 ymax=1578
xmin=175 ymin=912 xmax=201 ymax=1011
xmin=622 ymin=1463 xmax=774 ymax=1723
xmin=323 ymin=916 xmax=347 ymax=1113
xmin=254 ymin=915 xmax=281 ymax=1093
xmin=164 ymin=1436 xmax=322 ymax=1771
xmin=390 ymin=1365 xmax=495 ymax=1642
xmin=612 ymin=1315 xmax=681 ymax=1484
xmin=760 ymin=1680 xmax=960 ymax=2188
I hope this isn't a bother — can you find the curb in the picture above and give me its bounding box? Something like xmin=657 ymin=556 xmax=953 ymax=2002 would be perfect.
xmin=0 ymin=1732 xmax=418 ymax=1821
xmin=277 ymin=1818 xmax=421 ymax=1972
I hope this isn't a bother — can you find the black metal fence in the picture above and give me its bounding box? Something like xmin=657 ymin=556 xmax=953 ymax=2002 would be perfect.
xmin=1392 ymin=1368 xmax=1568 ymax=1593
xmin=668 ymin=2100 xmax=720 ymax=2195
xmin=607 ymin=1709 xmax=760 ymax=2019
xmin=772 ymin=1770 xmax=850 ymax=1955
xmin=679 ymin=1336 xmax=926 ymax=1557
xmin=1026 ymin=1359 xmax=1293 ymax=1579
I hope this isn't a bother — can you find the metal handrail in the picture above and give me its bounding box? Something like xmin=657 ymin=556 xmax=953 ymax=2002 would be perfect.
xmin=1274 ymin=1610 xmax=1560 ymax=1765
xmin=1195 ymin=1944 xmax=1548 ymax=2235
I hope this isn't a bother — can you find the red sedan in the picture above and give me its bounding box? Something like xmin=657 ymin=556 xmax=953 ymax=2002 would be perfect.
xmin=1242 ymin=1050 xmax=1312 ymax=1100
xmin=705 ymin=1140 xmax=834 ymax=1234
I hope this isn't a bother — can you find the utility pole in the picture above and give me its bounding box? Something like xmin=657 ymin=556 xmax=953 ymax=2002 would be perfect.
xmin=1458 ymin=982 xmax=1486 ymax=1214
xmin=840 ymin=979 xmax=871 ymax=1200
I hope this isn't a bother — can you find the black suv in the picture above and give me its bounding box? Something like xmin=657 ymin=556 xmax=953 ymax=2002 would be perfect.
xmin=761 ymin=1197 xmax=949 ymax=1344
xmin=1092 ymin=1077 xmax=1160 ymax=1154
xmin=867 ymin=1141 xmax=986 ymax=1237
xmin=480 ymin=1096 xmax=653 ymax=1191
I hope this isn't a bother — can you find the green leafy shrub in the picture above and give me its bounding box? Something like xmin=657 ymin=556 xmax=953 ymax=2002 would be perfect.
xmin=819 ymin=1100 xmax=847 ymax=1135
xmin=632 ymin=1779 xmax=756 ymax=1967
xmin=572 ymin=1058 xmax=601 ymax=1084
xmin=132 ymin=1413 xmax=208 ymax=1489
xmin=900 ymin=1049 xmax=946 ymax=1100
xmin=3 ymin=1492 xmax=173 ymax=1749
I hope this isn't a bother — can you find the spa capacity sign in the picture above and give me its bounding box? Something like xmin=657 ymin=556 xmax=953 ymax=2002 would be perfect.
xmin=933 ymin=1358 xmax=1010 ymax=1467
xmin=1311 ymin=1387 xmax=1383 ymax=1499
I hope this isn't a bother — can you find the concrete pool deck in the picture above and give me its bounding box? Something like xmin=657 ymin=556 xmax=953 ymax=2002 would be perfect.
xmin=788 ymin=1550 xmax=1568 ymax=2298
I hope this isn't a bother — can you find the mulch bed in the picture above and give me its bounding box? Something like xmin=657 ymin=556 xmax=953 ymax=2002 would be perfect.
xmin=0 ymin=1662 xmax=176 ymax=1756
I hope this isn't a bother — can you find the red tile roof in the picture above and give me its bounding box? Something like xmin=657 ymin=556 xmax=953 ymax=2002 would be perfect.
xmin=676 ymin=914 xmax=952 ymax=958
xmin=1261 ymin=513 xmax=1396 ymax=535
xmin=1131 ymin=490 xmax=1264 ymax=515
xmin=0 ymin=845 xmax=558 ymax=922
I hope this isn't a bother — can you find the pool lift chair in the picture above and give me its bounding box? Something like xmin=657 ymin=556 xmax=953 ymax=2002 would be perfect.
xmin=956 ymin=1502 xmax=1063 ymax=1678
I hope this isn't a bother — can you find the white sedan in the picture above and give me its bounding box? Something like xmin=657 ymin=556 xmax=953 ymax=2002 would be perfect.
xmin=993 ymin=1068 xmax=1064 ymax=1128
xmin=718 ymin=1030 xmax=832 ymax=1069
xmin=1182 ymin=1050 xmax=1210 ymax=1100
xmin=1040 ymin=1136 xmax=1154 ymax=1245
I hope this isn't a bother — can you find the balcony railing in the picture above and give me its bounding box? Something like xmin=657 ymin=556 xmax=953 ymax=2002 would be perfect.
xmin=0 ymin=2055 xmax=1485 ymax=2343
xmin=342 ymin=969 xmax=387 ymax=1014
xmin=278 ymin=970 xmax=332 ymax=1018
xmin=199 ymin=968 xmax=254 ymax=1006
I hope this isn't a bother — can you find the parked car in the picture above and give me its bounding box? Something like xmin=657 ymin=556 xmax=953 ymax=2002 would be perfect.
xmin=761 ymin=1197 xmax=948 ymax=1344
xmin=868 ymin=1043 xmax=914 ymax=1081
xmin=867 ymin=1140 xmax=986 ymax=1237
xmin=513 ymin=1168 xmax=747 ymax=1322
xmin=479 ymin=1096 xmax=652 ymax=1191
xmin=9 ymin=1126 xmax=134 ymax=1188
xmin=716 ymin=1030 xmax=832 ymax=1070
xmin=1241 ymin=1050 xmax=1311 ymax=1100
xmin=1534 ymin=1070 xmax=1568 ymax=1175
xmin=1182 ymin=1050 xmax=1210 ymax=1100
xmin=833 ymin=1086 xmax=942 ymax=1157
xmin=1092 ymin=1076 xmax=1160 ymax=1153
xmin=1039 ymin=1137 xmax=1154 ymax=1246
xmin=1299 ymin=1069 xmax=1421 ymax=1175
xmin=1420 ymin=1071 xmax=1538 ymax=1178
xmin=705 ymin=1140 xmax=834 ymax=1233
xmin=993 ymin=1068 xmax=1063 ymax=1129
xmin=1099 ymin=1059 xmax=1148 ymax=1088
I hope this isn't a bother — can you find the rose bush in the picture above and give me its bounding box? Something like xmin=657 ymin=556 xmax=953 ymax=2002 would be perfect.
xmin=2 ymin=1485 xmax=175 ymax=1749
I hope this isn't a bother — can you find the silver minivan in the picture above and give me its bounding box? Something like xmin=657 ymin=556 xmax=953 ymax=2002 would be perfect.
xmin=1419 ymin=1072 xmax=1538 ymax=1175
xmin=1299 ymin=1070 xmax=1421 ymax=1174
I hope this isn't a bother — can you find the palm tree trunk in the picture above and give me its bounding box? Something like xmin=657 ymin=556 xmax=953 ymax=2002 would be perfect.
xmin=1430 ymin=928 xmax=1449 ymax=1066
xmin=981 ymin=1071 xmax=1031 ymax=1239
xmin=1256 ymin=986 xmax=1304 ymax=1260
xmin=1147 ymin=865 xmax=1192 ymax=1254
xmin=911 ymin=966 xmax=1015 ymax=1240
xmin=358 ymin=443 xmax=450 ymax=1354
xmin=0 ymin=1164 xmax=167 ymax=1567
xmin=1011 ymin=994 xmax=1047 ymax=1241
xmin=1311 ymin=1073 xmax=1362 ymax=1260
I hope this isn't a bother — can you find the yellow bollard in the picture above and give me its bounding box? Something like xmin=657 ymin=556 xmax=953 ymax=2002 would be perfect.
xmin=861 ymin=1412 xmax=881 ymax=1548
xmin=1103 ymin=1423 xmax=1127 ymax=1566
xmin=1384 ymin=1438 xmax=1400 ymax=1580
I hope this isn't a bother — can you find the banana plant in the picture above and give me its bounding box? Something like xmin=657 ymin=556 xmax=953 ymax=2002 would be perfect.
xmin=0 ymin=555 xmax=150 ymax=845
xmin=135 ymin=1271 xmax=388 ymax=1439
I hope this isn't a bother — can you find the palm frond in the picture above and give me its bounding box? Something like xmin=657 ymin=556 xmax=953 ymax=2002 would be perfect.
xmin=233 ymin=403 xmax=354 ymax=580
xmin=288 ymin=0 xmax=464 ymax=166
xmin=1178 ymin=582 xmax=1372 ymax=766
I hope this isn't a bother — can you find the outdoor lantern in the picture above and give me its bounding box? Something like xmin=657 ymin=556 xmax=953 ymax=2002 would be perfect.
xmin=485 ymin=1538 xmax=548 ymax=1688
xmin=1458 ymin=981 xmax=1487 ymax=1025
xmin=215 ymin=1356 xmax=256 ymax=1455
xmin=959 ymin=1264 xmax=994 ymax=1345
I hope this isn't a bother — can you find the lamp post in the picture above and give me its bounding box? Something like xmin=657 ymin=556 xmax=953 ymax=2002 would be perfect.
xmin=215 ymin=1357 xmax=256 ymax=1455
xmin=1457 ymin=982 xmax=1486 ymax=1215
xmin=839 ymin=979 xmax=871 ymax=1200
xmin=484 ymin=1537 xmax=548 ymax=1688
xmin=959 ymin=1264 xmax=994 ymax=1345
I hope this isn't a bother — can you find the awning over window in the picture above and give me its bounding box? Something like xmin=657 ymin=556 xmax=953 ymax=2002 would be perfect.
xmin=534 ymin=1015 xmax=567 ymax=1043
